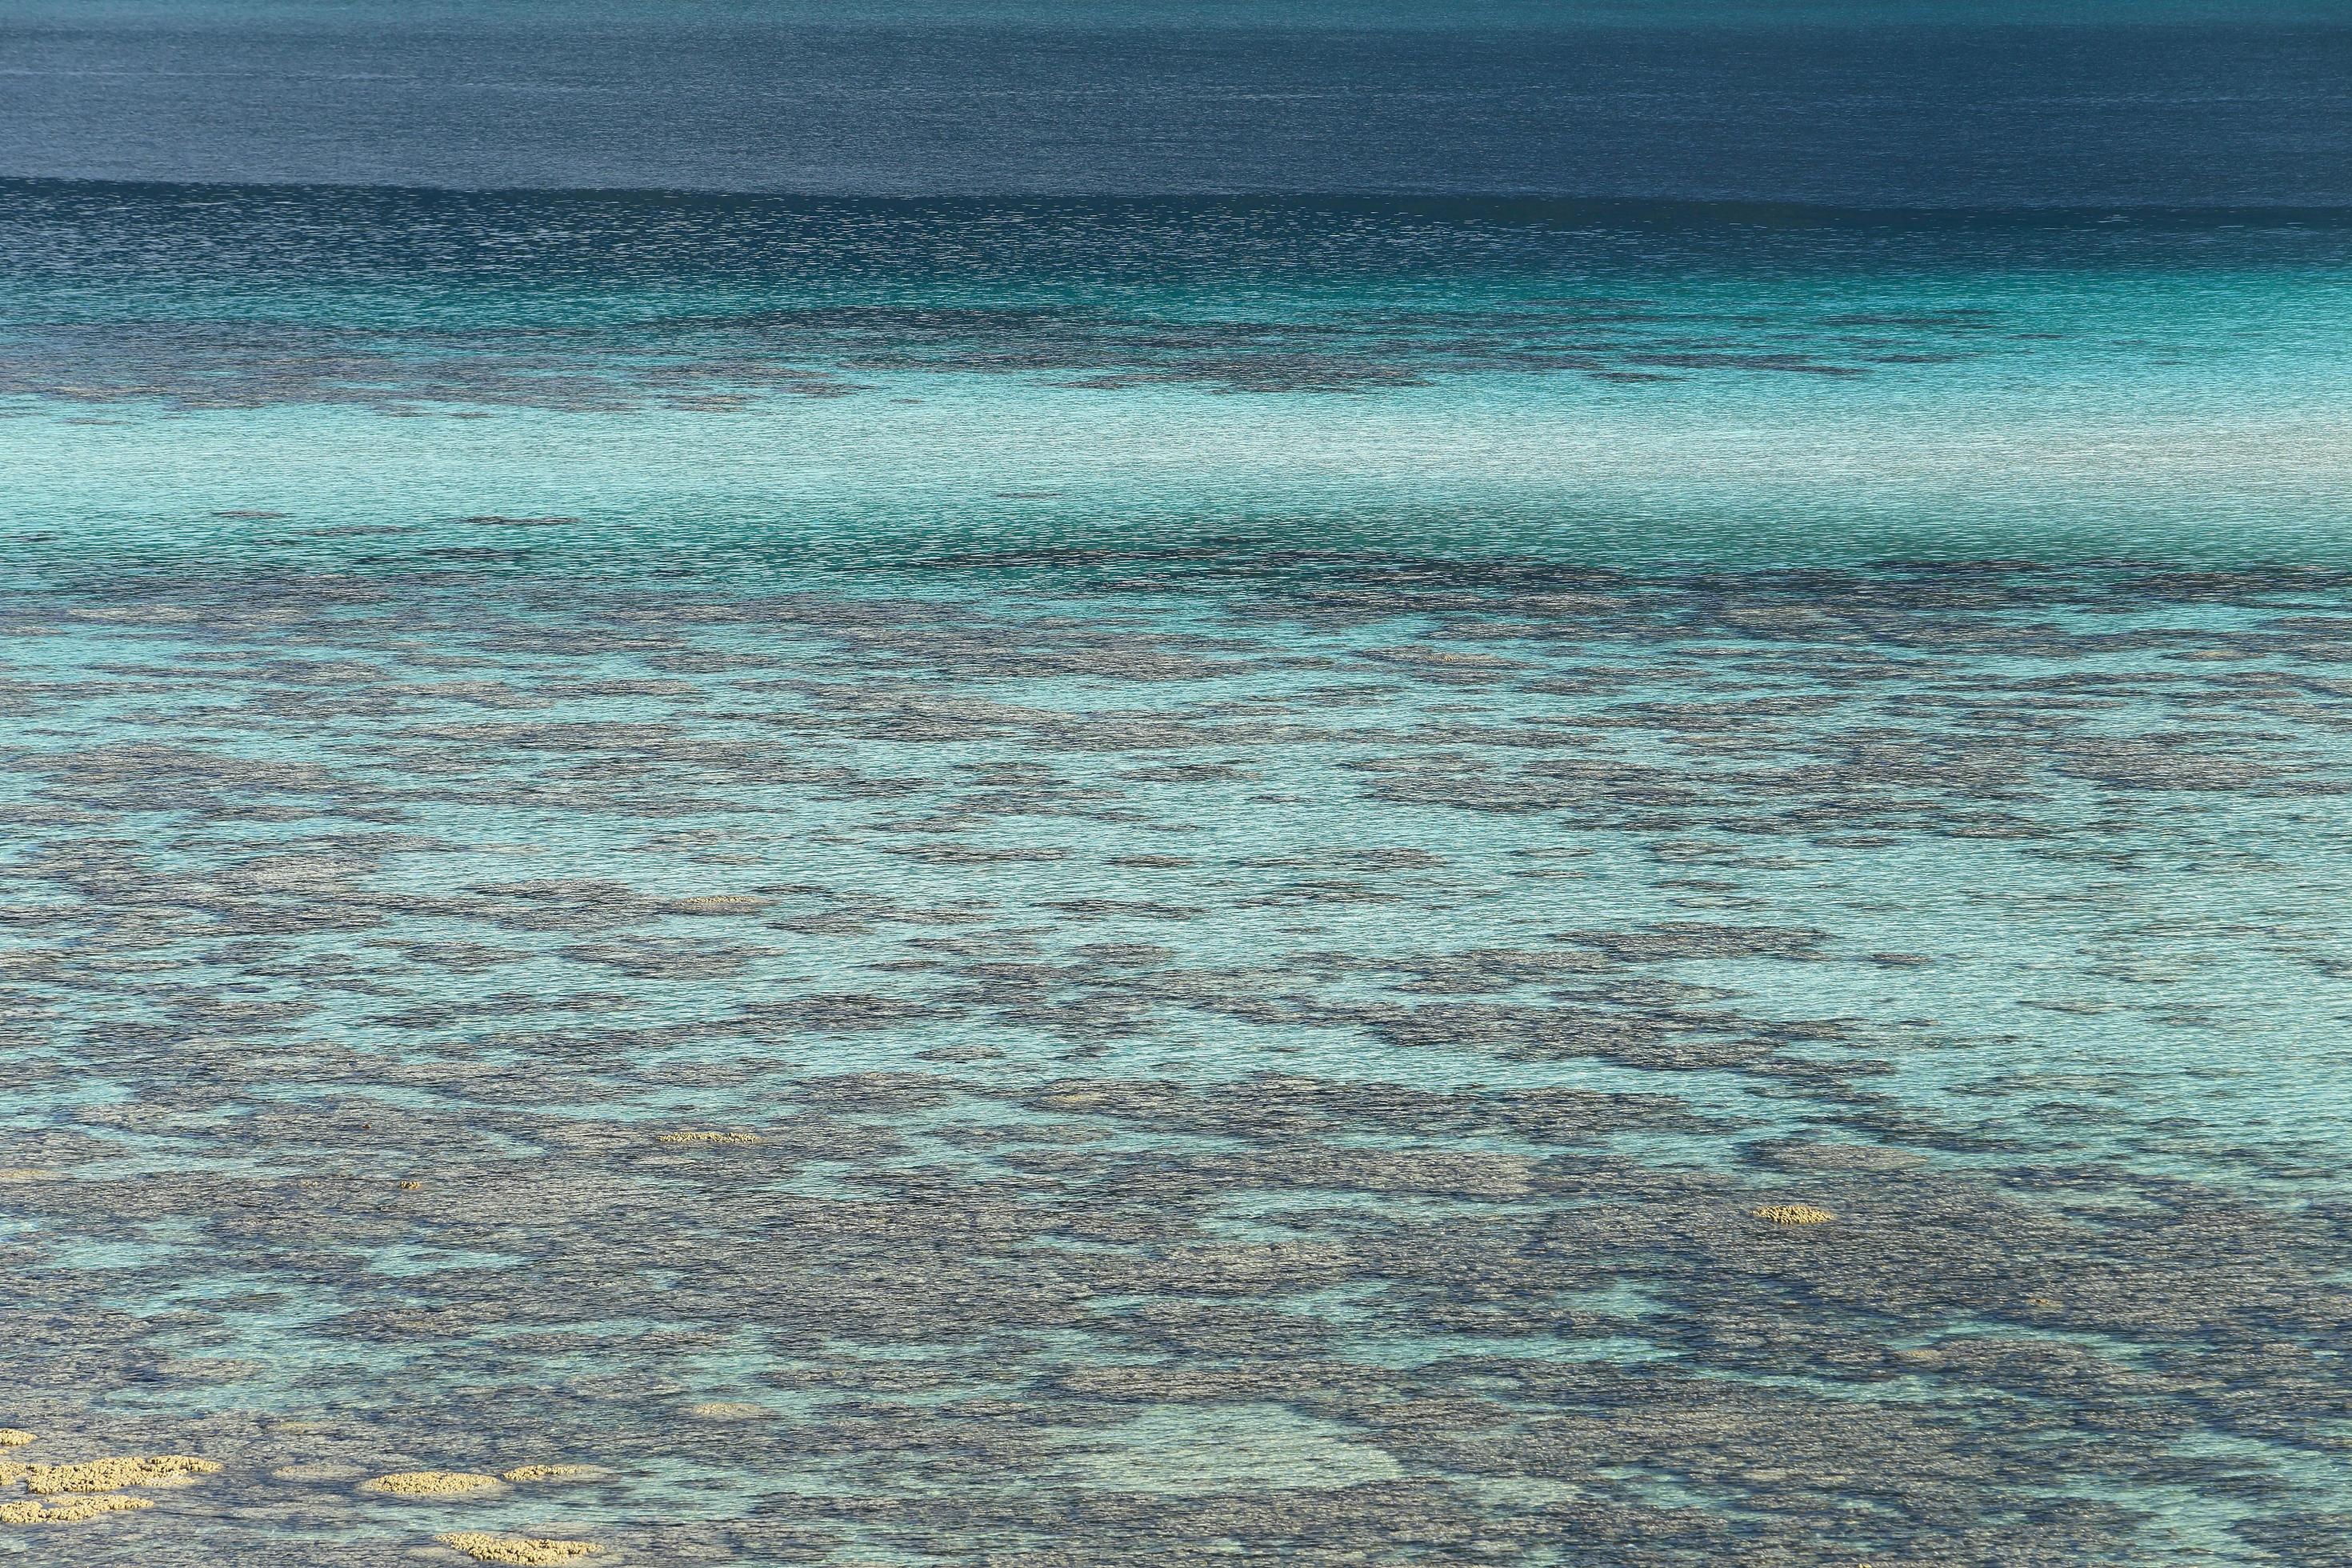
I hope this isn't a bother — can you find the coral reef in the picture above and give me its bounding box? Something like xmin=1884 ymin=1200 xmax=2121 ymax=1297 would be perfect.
xmin=364 ymin=1471 xmax=506 ymax=1496
xmin=22 ymin=1455 xmax=220 ymax=1494
xmin=499 ymin=1464 xmax=607 ymax=1483
xmin=0 ymin=1494 xmax=154 ymax=1526
xmin=437 ymin=1532 xmax=602 ymax=1565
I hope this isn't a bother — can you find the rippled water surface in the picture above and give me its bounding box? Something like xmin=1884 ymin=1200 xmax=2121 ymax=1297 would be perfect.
xmin=3 ymin=182 xmax=2352 ymax=1565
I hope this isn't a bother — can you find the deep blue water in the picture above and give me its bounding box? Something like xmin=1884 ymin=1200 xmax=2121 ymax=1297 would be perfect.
xmin=2 ymin=7 xmax=2351 ymax=1567
xmin=3 ymin=6 xmax=2350 ymax=202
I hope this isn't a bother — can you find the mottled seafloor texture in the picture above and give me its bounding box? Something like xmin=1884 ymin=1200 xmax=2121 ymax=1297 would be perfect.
xmin=6 ymin=88 xmax=2352 ymax=1568
xmin=13 ymin=531 xmax=2352 ymax=1568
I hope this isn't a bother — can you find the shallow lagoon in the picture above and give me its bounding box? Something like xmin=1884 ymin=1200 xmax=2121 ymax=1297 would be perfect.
xmin=2 ymin=188 xmax=2350 ymax=1564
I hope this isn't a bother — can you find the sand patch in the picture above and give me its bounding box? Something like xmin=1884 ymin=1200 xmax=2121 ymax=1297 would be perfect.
xmin=656 ymin=1131 xmax=762 ymax=1146
xmin=0 ymin=1493 xmax=153 ymax=1525
xmin=686 ymin=1402 xmax=770 ymax=1421
xmin=0 ymin=1432 xmax=30 ymax=1450
xmin=365 ymin=1470 xmax=505 ymax=1496
xmin=1756 ymin=1203 xmax=1836 ymax=1226
xmin=273 ymin=1462 xmax=367 ymax=1482
xmin=23 ymin=1455 xmax=219 ymax=1494
xmin=1071 ymin=1406 xmax=1400 ymax=1494
xmin=438 ymin=1532 xmax=602 ymax=1564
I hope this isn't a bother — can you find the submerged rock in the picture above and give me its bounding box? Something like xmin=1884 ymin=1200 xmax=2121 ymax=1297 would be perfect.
xmin=668 ymin=894 xmax=766 ymax=915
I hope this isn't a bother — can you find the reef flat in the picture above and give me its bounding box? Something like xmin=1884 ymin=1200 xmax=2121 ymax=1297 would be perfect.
xmin=0 ymin=540 xmax=2348 ymax=1564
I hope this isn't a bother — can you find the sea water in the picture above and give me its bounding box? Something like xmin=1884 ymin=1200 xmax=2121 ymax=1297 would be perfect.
xmin=2 ymin=8 xmax=2352 ymax=1566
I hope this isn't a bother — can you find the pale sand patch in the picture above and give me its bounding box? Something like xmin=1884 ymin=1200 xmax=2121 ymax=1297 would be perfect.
xmin=0 ymin=1431 xmax=31 ymax=1450
xmin=656 ymin=1131 xmax=762 ymax=1146
xmin=273 ymin=1462 xmax=368 ymax=1482
xmin=364 ymin=1470 xmax=505 ymax=1497
xmin=438 ymin=1531 xmax=602 ymax=1565
xmin=686 ymin=1402 xmax=770 ymax=1421
xmin=1071 ymin=1406 xmax=1400 ymax=1495
xmin=1756 ymin=1203 xmax=1836 ymax=1226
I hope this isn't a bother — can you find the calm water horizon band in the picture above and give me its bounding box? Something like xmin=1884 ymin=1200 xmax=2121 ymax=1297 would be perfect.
xmin=2 ymin=6 xmax=2351 ymax=1566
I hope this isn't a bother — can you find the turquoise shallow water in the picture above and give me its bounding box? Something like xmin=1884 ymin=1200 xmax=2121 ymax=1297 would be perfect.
xmin=3 ymin=186 xmax=2352 ymax=1563
xmin=8 ymin=191 xmax=2352 ymax=562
